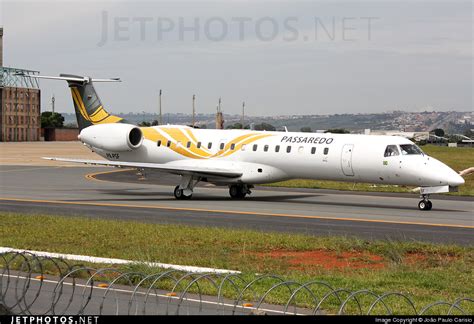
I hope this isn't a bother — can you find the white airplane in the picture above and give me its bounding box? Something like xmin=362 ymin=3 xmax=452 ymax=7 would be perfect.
xmin=28 ymin=74 xmax=465 ymax=210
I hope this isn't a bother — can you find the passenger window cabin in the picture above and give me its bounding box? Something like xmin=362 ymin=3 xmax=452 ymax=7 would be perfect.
xmin=264 ymin=145 xmax=269 ymax=152
xmin=230 ymin=143 xmax=236 ymax=150
xmin=287 ymin=146 xmax=291 ymax=153
xmin=275 ymin=145 xmax=280 ymax=153
xmin=208 ymin=142 xmax=212 ymax=149
xmin=157 ymin=140 xmax=161 ymax=147
xmin=197 ymin=142 xmax=201 ymax=148
xmin=324 ymin=148 xmax=329 ymax=155
xmin=167 ymin=140 xmax=171 ymax=147
xmin=220 ymin=143 xmax=225 ymax=150
xmin=186 ymin=141 xmax=191 ymax=148
xmin=253 ymin=144 xmax=258 ymax=151
xmin=311 ymin=147 xmax=316 ymax=154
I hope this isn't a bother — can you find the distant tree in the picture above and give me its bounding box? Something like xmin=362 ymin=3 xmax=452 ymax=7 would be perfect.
xmin=300 ymin=127 xmax=312 ymax=133
xmin=432 ymin=128 xmax=445 ymax=137
xmin=254 ymin=123 xmax=276 ymax=131
xmin=324 ymin=128 xmax=349 ymax=134
xmin=63 ymin=123 xmax=78 ymax=129
xmin=138 ymin=121 xmax=151 ymax=127
xmin=226 ymin=123 xmax=243 ymax=129
xmin=447 ymin=135 xmax=459 ymax=143
xmin=41 ymin=112 xmax=64 ymax=128
xmin=417 ymin=140 xmax=427 ymax=146
xmin=151 ymin=120 xmax=159 ymax=126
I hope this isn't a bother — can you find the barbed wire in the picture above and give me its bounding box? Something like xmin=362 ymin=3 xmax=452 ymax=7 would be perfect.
xmin=1 ymin=252 xmax=472 ymax=315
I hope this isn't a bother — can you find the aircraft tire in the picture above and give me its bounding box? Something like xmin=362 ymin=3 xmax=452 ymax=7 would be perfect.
xmin=426 ymin=200 xmax=432 ymax=210
xmin=229 ymin=185 xmax=246 ymax=199
xmin=418 ymin=200 xmax=432 ymax=211
xmin=174 ymin=186 xmax=184 ymax=200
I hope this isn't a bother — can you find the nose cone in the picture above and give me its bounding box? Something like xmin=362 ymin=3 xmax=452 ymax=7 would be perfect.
xmin=423 ymin=157 xmax=466 ymax=187
xmin=437 ymin=160 xmax=465 ymax=187
xmin=448 ymin=172 xmax=465 ymax=187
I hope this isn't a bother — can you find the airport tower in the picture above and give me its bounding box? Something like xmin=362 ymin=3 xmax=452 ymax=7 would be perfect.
xmin=0 ymin=27 xmax=42 ymax=141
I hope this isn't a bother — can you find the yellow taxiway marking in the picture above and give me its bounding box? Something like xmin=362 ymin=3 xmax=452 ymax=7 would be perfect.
xmin=0 ymin=197 xmax=472 ymax=229
xmin=84 ymin=168 xmax=133 ymax=183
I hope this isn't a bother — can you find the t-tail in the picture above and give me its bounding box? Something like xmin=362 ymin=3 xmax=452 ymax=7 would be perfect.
xmin=15 ymin=73 xmax=124 ymax=131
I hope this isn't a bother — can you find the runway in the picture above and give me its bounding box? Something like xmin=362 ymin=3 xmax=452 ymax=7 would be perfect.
xmin=0 ymin=165 xmax=473 ymax=245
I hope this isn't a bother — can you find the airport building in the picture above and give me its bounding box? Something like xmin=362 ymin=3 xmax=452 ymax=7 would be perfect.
xmin=0 ymin=27 xmax=42 ymax=141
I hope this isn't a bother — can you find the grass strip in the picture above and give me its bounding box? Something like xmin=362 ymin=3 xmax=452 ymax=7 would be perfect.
xmin=0 ymin=212 xmax=472 ymax=314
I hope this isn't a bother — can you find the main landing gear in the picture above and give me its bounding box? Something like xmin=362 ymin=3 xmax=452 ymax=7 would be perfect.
xmin=174 ymin=185 xmax=192 ymax=200
xmin=173 ymin=181 xmax=253 ymax=200
xmin=229 ymin=184 xmax=252 ymax=199
xmin=418 ymin=194 xmax=432 ymax=211
xmin=173 ymin=175 xmax=199 ymax=200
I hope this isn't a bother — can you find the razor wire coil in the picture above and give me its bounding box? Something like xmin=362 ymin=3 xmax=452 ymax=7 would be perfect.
xmin=1 ymin=252 xmax=472 ymax=316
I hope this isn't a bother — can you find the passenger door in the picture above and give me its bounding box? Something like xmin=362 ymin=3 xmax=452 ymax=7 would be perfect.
xmin=341 ymin=144 xmax=355 ymax=176
xmin=381 ymin=145 xmax=402 ymax=182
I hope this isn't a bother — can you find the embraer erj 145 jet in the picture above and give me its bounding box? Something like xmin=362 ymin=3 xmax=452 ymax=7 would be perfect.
xmin=24 ymin=74 xmax=465 ymax=210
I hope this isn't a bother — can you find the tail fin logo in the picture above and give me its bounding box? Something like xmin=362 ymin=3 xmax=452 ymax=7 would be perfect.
xmin=70 ymin=87 xmax=122 ymax=124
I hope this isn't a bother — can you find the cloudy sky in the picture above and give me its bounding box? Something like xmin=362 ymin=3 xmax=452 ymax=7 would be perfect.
xmin=2 ymin=0 xmax=472 ymax=116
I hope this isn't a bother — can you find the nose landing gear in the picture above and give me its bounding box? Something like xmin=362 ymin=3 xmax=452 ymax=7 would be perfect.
xmin=418 ymin=194 xmax=432 ymax=211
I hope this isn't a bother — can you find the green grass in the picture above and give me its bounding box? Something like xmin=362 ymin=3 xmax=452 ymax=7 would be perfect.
xmin=0 ymin=212 xmax=472 ymax=314
xmin=267 ymin=145 xmax=474 ymax=196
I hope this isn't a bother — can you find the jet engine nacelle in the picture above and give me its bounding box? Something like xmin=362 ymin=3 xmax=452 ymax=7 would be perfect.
xmin=78 ymin=123 xmax=143 ymax=152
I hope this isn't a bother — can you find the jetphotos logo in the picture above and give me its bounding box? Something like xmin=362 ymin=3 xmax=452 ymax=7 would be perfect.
xmin=97 ymin=11 xmax=379 ymax=46
xmin=9 ymin=316 xmax=99 ymax=324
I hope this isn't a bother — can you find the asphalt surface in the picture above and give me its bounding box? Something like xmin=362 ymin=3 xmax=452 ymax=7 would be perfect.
xmin=1 ymin=271 xmax=295 ymax=315
xmin=0 ymin=165 xmax=473 ymax=245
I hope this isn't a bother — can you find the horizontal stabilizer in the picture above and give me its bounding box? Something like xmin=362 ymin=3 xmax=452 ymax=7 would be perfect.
xmin=13 ymin=73 xmax=121 ymax=83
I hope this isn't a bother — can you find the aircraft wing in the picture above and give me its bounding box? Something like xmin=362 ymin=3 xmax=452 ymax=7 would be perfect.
xmin=43 ymin=157 xmax=243 ymax=178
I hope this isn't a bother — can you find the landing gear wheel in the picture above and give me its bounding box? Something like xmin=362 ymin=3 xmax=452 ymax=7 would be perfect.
xmin=229 ymin=185 xmax=246 ymax=199
xmin=426 ymin=200 xmax=432 ymax=210
xmin=174 ymin=186 xmax=184 ymax=200
xmin=174 ymin=186 xmax=193 ymax=200
xmin=418 ymin=200 xmax=432 ymax=211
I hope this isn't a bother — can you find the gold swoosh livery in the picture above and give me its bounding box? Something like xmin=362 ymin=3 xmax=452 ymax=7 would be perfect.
xmin=141 ymin=127 xmax=274 ymax=159
xmin=71 ymin=87 xmax=123 ymax=124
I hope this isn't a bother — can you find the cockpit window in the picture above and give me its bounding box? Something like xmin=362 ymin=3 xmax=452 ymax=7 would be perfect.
xmin=400 ymin=144 xmax=424 ymax=155
xmin=384 ymin=145 xmax=399 ymax=157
